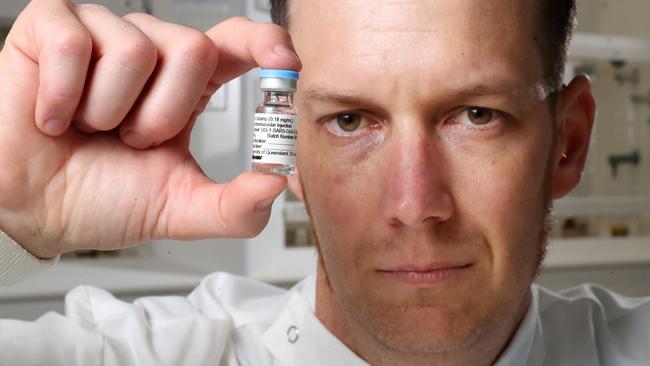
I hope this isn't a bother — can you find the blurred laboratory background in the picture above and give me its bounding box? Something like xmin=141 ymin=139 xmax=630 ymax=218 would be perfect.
xmin=1 ymin=0 xmax=649 ymax=320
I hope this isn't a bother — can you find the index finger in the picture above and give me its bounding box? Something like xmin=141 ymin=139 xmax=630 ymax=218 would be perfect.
xmin=12 ymin=0 xmax=92 ymax=136
xmin=205 ymin=17 xmax=301 ymax=86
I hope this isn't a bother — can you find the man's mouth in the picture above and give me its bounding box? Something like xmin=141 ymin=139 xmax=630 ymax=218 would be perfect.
xmin=377 ymin=262 xmax=473 ymax=286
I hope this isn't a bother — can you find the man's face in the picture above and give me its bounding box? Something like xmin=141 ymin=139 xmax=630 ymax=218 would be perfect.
xmin=290 ymin=0 xmax=557 ymax=354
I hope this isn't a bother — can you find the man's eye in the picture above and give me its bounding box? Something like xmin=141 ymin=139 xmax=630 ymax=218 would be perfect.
xmin=455 ymin=107 xmax=500 ymax=126
xmin=335 ymin=114 xmax=363 ymax=132
xmin=467 ymin=107 xmax=493 ymax=125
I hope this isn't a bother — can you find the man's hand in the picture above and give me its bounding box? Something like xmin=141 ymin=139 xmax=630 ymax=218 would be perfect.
xmin=0 ymin=0 xmax=301 ymax=259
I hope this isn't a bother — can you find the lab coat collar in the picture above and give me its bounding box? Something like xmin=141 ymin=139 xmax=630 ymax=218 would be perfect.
xmin=262 ymin=275 xmax=369 ymax=366
xmin=494 ymin=286 xmax=545 ymax=366
xmin=263 ymin=275 xmax=543 ymax=366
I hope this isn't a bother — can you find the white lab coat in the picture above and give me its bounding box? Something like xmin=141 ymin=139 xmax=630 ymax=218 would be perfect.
xmin=0 ymin=272 xmax=649 ymax=365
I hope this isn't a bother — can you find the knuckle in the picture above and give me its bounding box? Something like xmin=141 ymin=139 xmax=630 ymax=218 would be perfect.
xmin=38 ymin=73 xmax=73 ymax=101
xmin=144 ymin=115 xmax=183 ymax=139
xmin=178 ymin=30 xmax=218 ymax=67
xmin=47 ymin=87 xmax=78 ymax=101
xmin=42 ymin=79 xmax=80 ymax=101
xmin=52 ymin=30 xmax=92 ymax=57
xmin=72 ymin=117 xmax=102 ymax=132
xmin=77 ymin=110 xmax=119 ymax=131
xmin=113 ymin=35 xmax=158 ymax=73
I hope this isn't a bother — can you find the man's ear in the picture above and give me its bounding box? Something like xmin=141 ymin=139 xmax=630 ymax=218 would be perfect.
xmin=550 ymin=75 xmax=596 ymax=199
xmin=288 ymin=168 xmax=304 ymax=201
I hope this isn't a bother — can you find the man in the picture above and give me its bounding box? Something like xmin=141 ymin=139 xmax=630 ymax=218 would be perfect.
xmin=0 ymin=0 xmax=648 ymax=365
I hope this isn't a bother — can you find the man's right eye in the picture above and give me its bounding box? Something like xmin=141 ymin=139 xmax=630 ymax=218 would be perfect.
xmin=322 ymin=113 xmax=369 ymax=135
xmin=335 ymin=113 xmax=363 ymax=132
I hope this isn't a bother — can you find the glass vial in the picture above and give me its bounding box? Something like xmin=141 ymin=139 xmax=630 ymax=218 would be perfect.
xmin=252 ymin=69 xmax=299 ymax=176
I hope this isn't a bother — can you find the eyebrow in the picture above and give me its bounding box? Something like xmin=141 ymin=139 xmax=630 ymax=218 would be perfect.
xmin=301 ymin=89 xmax=380 ymax=108
xmin=454 ymin=83 xmax=554 ymax=100
xmin=454 ymin=84 xmax=521 ymax=99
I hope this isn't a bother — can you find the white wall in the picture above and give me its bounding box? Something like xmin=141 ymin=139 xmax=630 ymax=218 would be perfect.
xmin=573 ymin=0 xmax=650 ymax=200
xmin=577 ymin=0 xmax=650 ymax=37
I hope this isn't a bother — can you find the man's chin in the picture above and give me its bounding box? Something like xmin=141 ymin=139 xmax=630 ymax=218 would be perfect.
xmin=356 ymin=302 xmax=490 ymax=355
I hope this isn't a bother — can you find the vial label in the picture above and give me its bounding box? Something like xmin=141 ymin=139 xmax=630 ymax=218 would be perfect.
xmin=252 ymin=113 xmax=298 ymax=165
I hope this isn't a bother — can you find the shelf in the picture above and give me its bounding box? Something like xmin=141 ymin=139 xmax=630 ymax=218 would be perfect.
xmin=553 ymin=195 xmax=650 ymax=216
xmin=544 ymin=236 xmax=650 ymax=269
xmin=570 ymin=32 xmax=650 ymax=62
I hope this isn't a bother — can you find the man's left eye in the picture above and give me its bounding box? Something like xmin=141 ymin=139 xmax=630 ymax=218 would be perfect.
xmin=454 ymin=107 xmax=501 ymax=126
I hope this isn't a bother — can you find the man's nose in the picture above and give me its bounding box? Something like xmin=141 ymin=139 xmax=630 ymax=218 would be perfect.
xmin=380 ymin=125 xmax=454 ymax=227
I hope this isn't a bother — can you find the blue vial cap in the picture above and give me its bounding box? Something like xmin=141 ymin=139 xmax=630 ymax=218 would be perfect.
xmin=259 ymin=69 xmax=299 ymax=80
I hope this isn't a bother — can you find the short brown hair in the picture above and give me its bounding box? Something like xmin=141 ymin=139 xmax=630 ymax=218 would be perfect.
xmin=269 ymin=0 xmax=576 ymax=91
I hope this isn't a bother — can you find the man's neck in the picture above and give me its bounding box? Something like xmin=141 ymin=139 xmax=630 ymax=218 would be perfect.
xmin=313 ymin=265 xmax=532 ymax=366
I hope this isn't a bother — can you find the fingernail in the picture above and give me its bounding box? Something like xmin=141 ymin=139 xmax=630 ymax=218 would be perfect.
xmin=274 ymin=44 xmax=301 ymax=63
xmin=43 ymin=118 xmax=65 ymax=135
xmin=122 ymin=130 xmax=152 ymax=149
xmin=255 ymin=197 xmax=276 ymax=211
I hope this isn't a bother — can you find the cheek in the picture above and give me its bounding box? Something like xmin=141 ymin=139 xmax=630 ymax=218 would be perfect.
xmin=306 ymin=173 xmax=371 ymax=245
xmin=297 ymin=122 xmax=384 ymax=228
xmin=297 ymin=131 xmax=379 ymax=266
xmin=451 ymin=135 xmax=551 ymax=282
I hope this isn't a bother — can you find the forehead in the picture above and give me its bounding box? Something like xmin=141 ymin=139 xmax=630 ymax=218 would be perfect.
xmin=288 ymin=0 xmax=545 ymax=99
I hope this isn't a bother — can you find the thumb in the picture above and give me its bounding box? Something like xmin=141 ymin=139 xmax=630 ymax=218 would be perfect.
xmin=161 ymin=172 xmax=287 ymax=240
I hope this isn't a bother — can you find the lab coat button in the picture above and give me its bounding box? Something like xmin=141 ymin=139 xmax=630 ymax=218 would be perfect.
xmin=287 ymin=325 xmax=299 ymax=343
